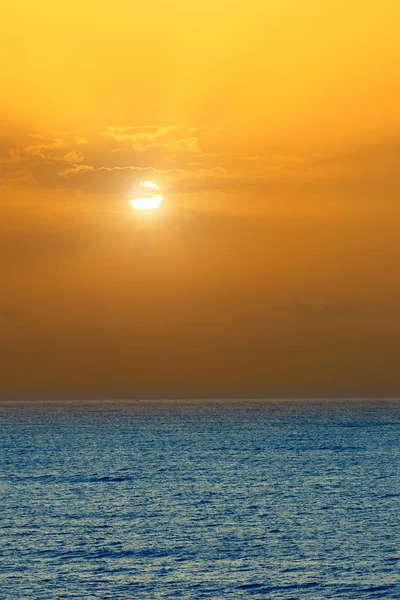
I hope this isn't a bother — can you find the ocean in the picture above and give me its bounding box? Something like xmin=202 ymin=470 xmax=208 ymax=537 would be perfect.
xmin=0 ymin=399 xmax=399 ymax=598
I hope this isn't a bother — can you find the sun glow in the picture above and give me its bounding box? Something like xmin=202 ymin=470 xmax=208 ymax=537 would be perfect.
xmin=130 ymin=181 xmax=163 ymax=211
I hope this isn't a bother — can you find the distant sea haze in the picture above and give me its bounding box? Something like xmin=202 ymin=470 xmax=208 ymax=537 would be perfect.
xmin=1 ymin=399 xmax=399 ymax=598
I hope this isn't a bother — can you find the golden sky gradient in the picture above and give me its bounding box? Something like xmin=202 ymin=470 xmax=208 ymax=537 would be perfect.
xmin=1 ymin=1 xmax=400 ymax=398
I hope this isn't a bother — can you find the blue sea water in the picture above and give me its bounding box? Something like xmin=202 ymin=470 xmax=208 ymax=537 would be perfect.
xmin=0 ymin=399 xmax=399 ymax=599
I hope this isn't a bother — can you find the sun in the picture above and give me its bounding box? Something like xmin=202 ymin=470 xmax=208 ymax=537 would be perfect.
xmin=130 ymin=181 xmax=163 ymax=211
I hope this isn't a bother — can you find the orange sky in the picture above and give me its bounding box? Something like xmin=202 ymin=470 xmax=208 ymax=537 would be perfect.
xmin=1 ymin=1 xmax=400 ymax=398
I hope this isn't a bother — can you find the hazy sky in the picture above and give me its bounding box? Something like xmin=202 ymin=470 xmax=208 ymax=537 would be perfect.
xmin=1 ymin=1 xmax=400 ymax=398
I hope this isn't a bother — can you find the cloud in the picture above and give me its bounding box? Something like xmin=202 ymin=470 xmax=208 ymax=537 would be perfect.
xmin=103 ymin=125 xmax=201 ymax=153
xmin=1 ymin=124 xmax=399 ymax=209
xmin=59 ymin=164 xmax=94 ymax=177
xmin=166 ymin=137 xmax=201 ymax=152
xmin=0 ymin=147 xmax=25 ymax=164
xmin=60 ymin=165 xmax=183 ymax=195
xmin=25 ymin=137 xmax=65 ymax=158
xmin=58 ymin=151 xmax=84 ymax=164
xmin=0 ymin=124 xmax=214 ymax=193
xmin=25 ymin=142 xmax=84 ymax=164
xmin=104 ymin=124 xmax=181 ymax=143
xmin=0 ymin=123 xmax=317 ymax=197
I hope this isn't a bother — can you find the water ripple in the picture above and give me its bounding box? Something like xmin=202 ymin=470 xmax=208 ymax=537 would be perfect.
xmin=0 ymin=400 xmax=399 ymax=598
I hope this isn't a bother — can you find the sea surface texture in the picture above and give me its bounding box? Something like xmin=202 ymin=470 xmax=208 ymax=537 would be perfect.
xmin=0 ymin=400 xmax=399 ymax=599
